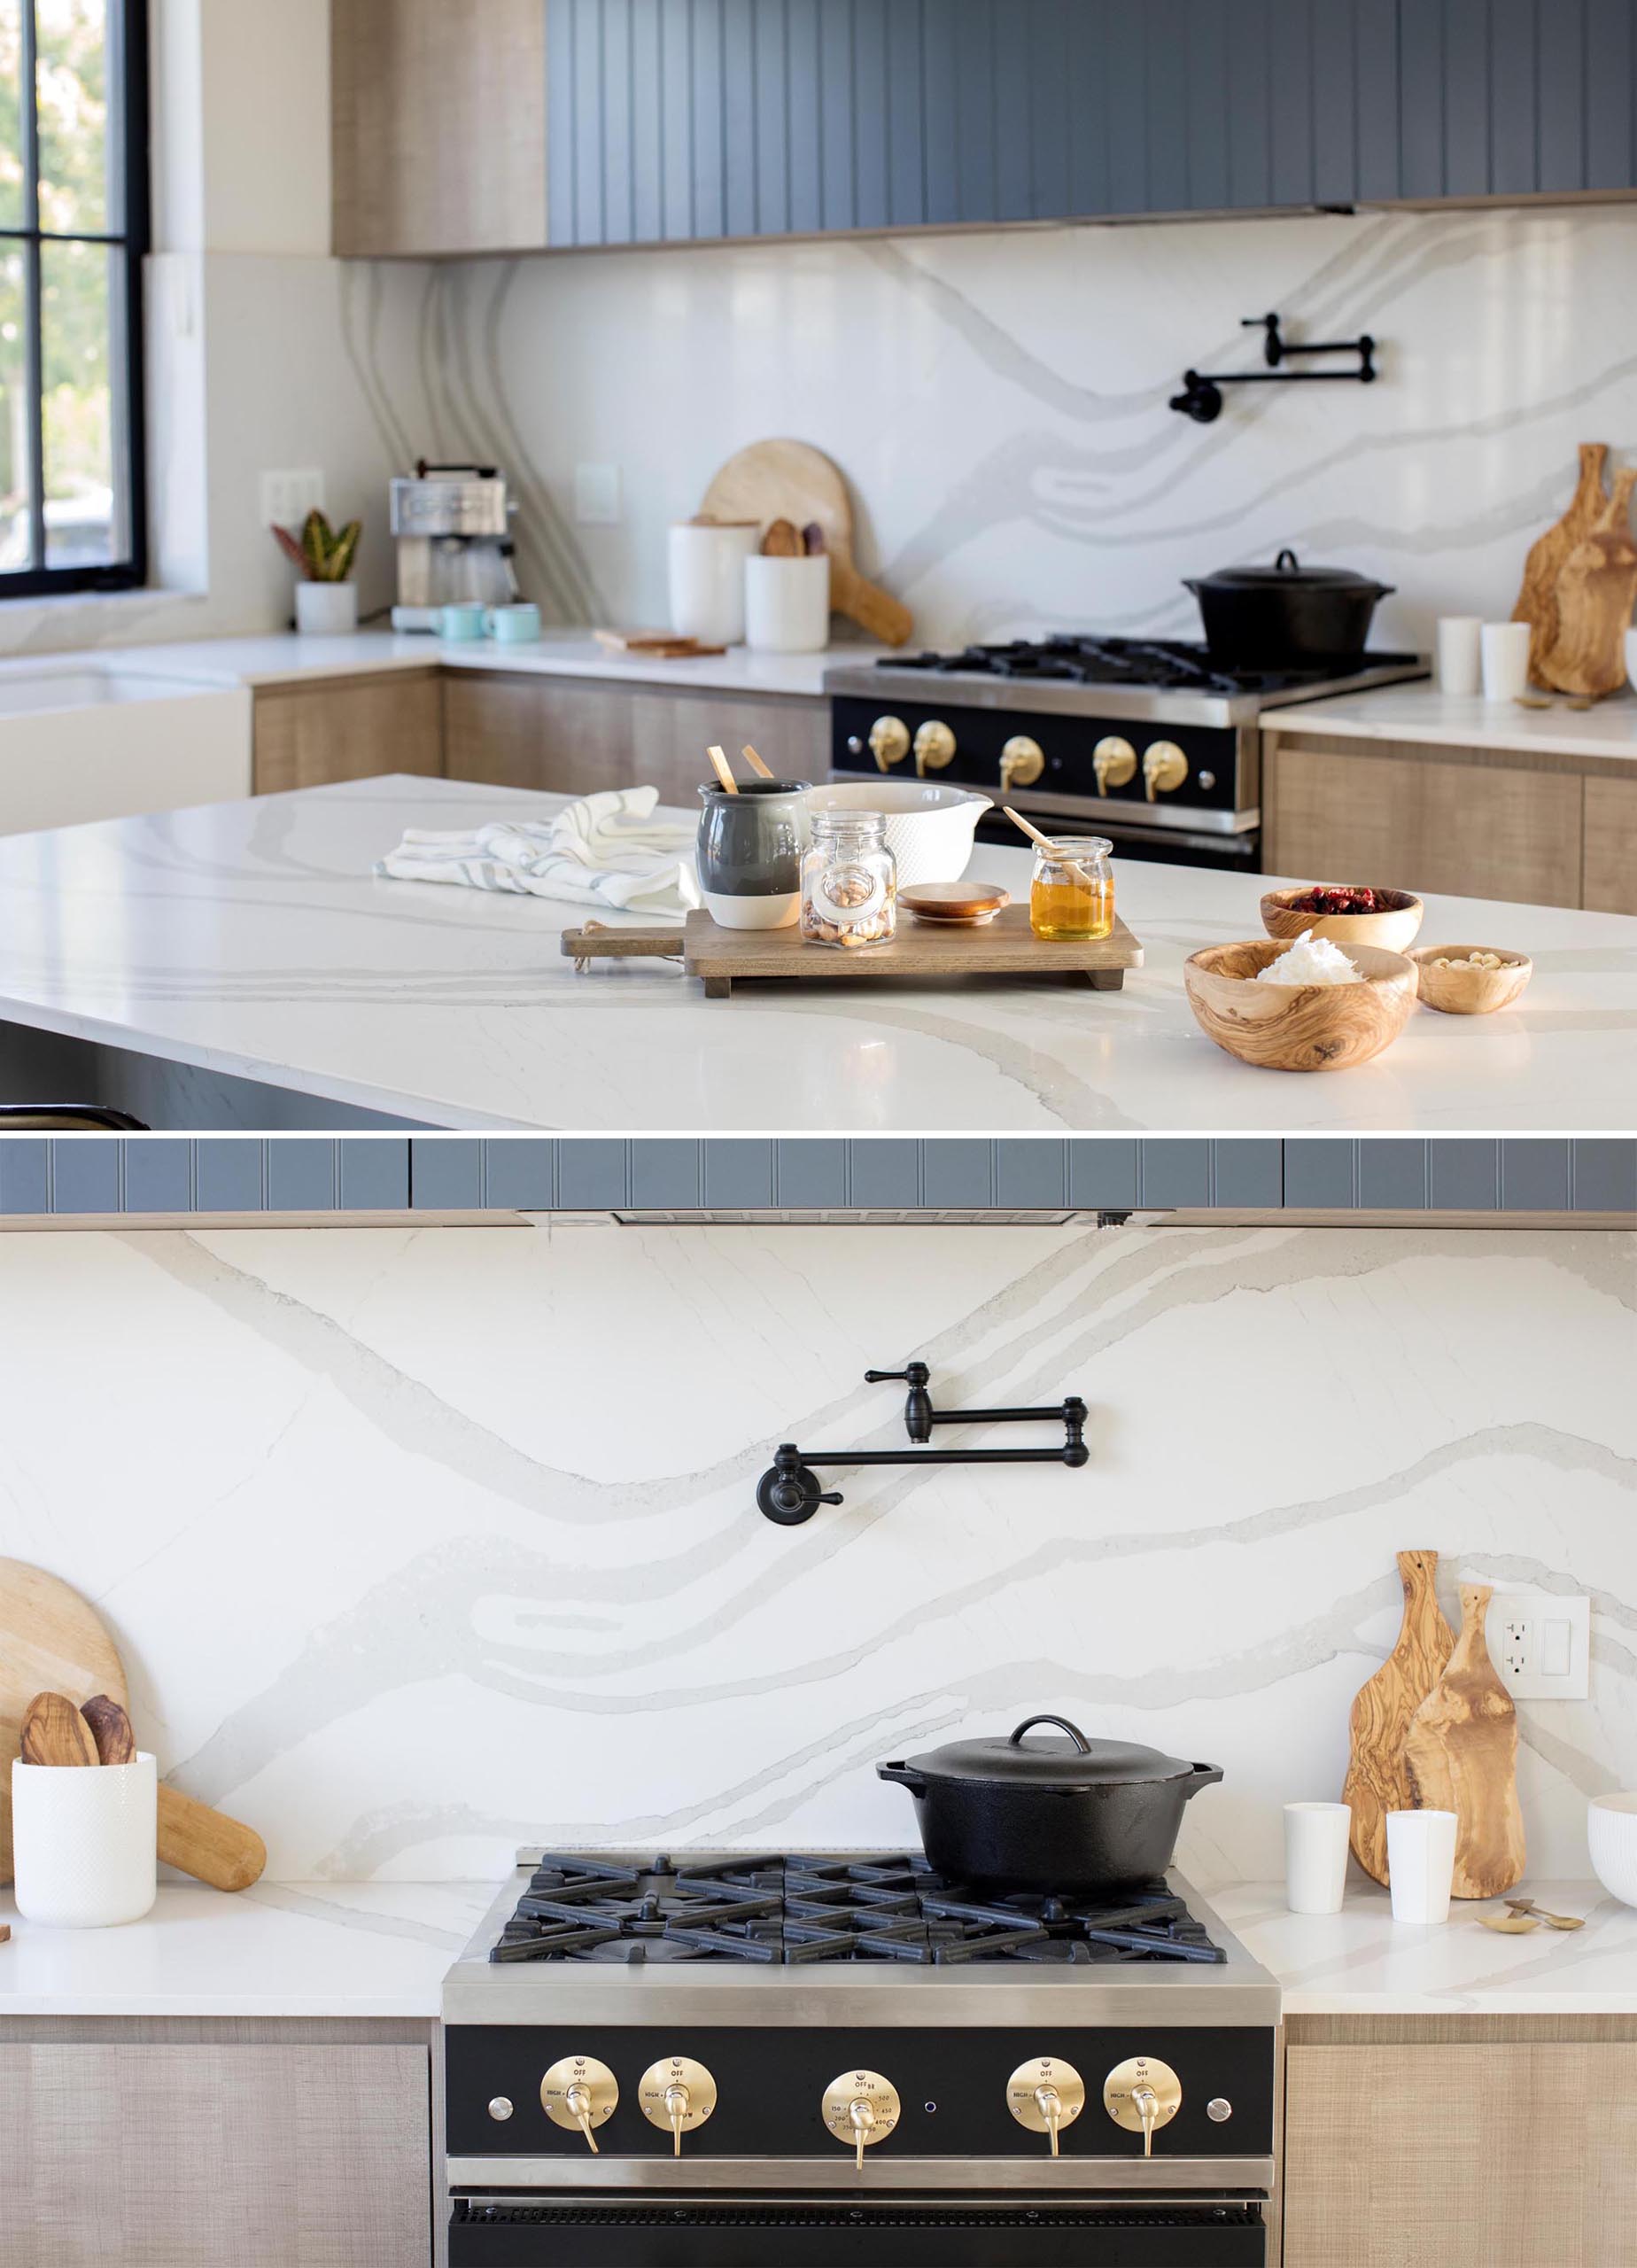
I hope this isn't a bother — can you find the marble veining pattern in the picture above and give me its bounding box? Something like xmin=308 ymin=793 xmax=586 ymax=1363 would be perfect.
xmin=0 ymin=775 xmax=1633 ymax=1131
xmin=0 ymin=1219 xmax=1630 ymax=1888
xmin=360 ymin=206 xmax=1637 ymax=646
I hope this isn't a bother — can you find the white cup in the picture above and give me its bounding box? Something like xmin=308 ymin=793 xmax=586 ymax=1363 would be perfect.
xmin=12 ymin=1752 xmax=158 ymax=1927
xmin=668 ymin=521 xmax=759 ymax=645
xmin=744 ymin=554 xmax=831 ymax=654
xmin=1434 ymin=615 xmax=1482 ymax=695
xmin=1385 ymin=1807 xmax=1458 ymax=1924
xmin=1479 ymin=620 xmax=1532 ymax=703
xmin=1284 ymin=1800 xmax=1353 ymax=1914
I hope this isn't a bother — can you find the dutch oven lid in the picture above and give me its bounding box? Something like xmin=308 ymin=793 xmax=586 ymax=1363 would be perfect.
xmin=1188 ymin=547 xmax=1391 ymax=594
xmin=899 ymin=1713 xmax=1199 ymax=1788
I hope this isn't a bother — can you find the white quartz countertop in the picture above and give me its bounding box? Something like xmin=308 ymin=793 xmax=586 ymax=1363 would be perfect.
xmin=0 ymin=1882 xmax=493 ymax=2018
xmin=0 ymin=773 xmax=1633 ymax=1131
xmin=73 ymin=630 xmax=869 ymax=700
xmin=1264 ymin=681 xmax=1637 ymax=763
xmin=1214 ymin=1880 xmax=1637 ymax=2016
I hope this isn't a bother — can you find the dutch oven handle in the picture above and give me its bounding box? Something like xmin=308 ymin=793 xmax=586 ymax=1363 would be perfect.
xmin=1183 ymin=1763 xmax=1225 ymax=1796
xmin=877 ymin=1761 xmax=927 ymax=1794
xmin=1008 ymin=1714 xmax=1093 ymax=1752
xmin=1275 ymin=548 xmax=1300 ymax=572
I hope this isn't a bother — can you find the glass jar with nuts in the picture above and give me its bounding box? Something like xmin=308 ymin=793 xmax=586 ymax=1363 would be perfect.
xmin=801 ymin=809 xmax=896 ymax=949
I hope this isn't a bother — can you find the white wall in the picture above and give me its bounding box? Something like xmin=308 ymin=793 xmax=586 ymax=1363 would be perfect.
xmin=0 ymin=1217 xmax=1630 ymax=1888
xmin=386 ymin=203 xmax=1637 ymax=645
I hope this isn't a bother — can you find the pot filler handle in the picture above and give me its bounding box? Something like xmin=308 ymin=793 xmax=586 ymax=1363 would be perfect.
xmin=876 ymin=1761 xmax=927 ymax=1794
xmin=1009 ymin=1714 xmax=1094 ymax=1751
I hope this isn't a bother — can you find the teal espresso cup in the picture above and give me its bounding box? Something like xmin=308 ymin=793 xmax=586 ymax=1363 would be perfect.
xmin=484 ymin=602 xmax=542 ymax=644
xmin=438 ymin=602 xmax=487 ymax=641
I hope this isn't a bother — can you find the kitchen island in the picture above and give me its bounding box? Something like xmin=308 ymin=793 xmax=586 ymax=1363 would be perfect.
xmin=0 ymin=773 xmax=1633 ymax=1132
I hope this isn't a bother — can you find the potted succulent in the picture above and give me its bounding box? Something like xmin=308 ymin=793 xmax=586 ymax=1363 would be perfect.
xmin=273 ymin=508 xmax=362 ymax=635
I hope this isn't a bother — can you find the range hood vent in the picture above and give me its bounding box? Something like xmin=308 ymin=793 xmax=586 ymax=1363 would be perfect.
xmin=607 ymin=1208 xmax=1098 ymax=1227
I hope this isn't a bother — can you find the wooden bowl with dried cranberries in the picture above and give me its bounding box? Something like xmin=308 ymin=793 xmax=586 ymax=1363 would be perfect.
xmin=1260 ymin=882 xmax=1424 ymax=955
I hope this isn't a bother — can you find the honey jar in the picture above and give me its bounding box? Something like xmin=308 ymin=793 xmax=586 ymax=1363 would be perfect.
xmin=1029 ymin=837 xmax=1114 ymax=942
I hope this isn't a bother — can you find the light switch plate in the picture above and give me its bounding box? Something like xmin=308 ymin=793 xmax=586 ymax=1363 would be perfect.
xmin=1461 ymin=1574 xmax=1590 ymax=1701
xmin=575 ymin=463 xmax=621 ymax=524
xmin=260 ymin=468 xmax=327 ymax=529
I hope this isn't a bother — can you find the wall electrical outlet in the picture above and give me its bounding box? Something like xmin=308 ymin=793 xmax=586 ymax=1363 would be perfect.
xmin=574 ymin=463 xmax=622 ymax=525
xmin=1463 ymin=1577 xmax=1590 ymax=1701
xmin=260 ymin=469 xmax=327 ymax=529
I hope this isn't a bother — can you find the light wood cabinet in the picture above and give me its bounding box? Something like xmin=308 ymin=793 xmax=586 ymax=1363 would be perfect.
xmin=443 ymin=672 xmax=832 ymax=803
xmin=253 ymin=673 xmax=444 ymax=796
xmin=1585 ymin=775 xmax=1637 ymax=915
xmin=0 ymin=2037 xmax=431 ymax=2266
xmin=1263 ymin=734 xmax=1586 ymax=909
xmin=1283 ymin=2037 xmax=1637 ymax=2268
xmin=331 ymin=0 xmax=547 ymax=257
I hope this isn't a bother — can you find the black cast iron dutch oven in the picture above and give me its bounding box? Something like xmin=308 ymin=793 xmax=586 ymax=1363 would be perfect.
xmin=877 ymin=1714 xmax=1223 ymax=1891
xmin=1184 ymin=548 xmax=1394 ymax=669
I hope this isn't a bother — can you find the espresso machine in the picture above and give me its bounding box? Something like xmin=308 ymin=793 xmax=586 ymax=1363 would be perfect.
xmin=389 ymin=461 xmax=521 ymax=629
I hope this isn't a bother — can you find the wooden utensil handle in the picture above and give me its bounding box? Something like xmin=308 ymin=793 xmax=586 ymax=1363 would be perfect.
xmin=157 ymin=1783 xmax=266 ymax=1892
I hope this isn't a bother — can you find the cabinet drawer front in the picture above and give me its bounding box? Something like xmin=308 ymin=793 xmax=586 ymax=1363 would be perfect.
xmin=1585 ymin=776 xmax=1637 ymax=915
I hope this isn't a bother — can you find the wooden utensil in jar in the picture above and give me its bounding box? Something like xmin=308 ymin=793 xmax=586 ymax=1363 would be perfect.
xmin=1002 ymin=805 xmax=1098 ymax=894
xmin=19 ymin=1690 xmax=101 ymax=1767
xmin=81 ymin=1693 xmax=137 ymax=1765
xmin=740 ymin=744 xmax=775 ymax=780
xmin=705 ymin=743 xmax=739 ymax=794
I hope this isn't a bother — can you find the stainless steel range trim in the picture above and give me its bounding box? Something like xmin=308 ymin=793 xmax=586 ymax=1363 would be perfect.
xmin=447 ymin=2157 xmax=1277 ymax=2194
xmin=959 ymin=781 xmax=1261 ymax=836
xmin=440 ymin=1864 xmax=1280 ymax=2030
xmin=825 ymin=655 xmax=1425 ymax=725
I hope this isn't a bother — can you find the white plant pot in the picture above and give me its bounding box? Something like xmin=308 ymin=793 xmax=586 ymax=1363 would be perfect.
xmin=806 ymin=781 xmax=989 ymax=889
xmin=12 ymin=1753 xmax=158 ymax=1927
xmin=295 ymin=580 xmax=359 ymax=636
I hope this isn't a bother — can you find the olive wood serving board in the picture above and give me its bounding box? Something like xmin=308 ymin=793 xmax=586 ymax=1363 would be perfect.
xmin=0 ymin=1557 xmax=266 ymax=1891
xmin=1340 ymin=1550 xmax=1455 ymax=1887
xmin=1512 ymin=441 xmax=1609 ymax=686
xmin=563 ymin=905 xmax=1143 ymax=996
xmin=1404 ymin=1581 xmax=1526 ymax=1899
xmin=1536 ymin=465 xmax=1637 ymax=700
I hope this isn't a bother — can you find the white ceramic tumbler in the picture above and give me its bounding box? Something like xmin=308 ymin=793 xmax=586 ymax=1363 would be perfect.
xmin=744 ymin=554 xmax=831 ymax=654
xmin=1284 ymin=1801 xmax=1352 ymax=1915
xmin=1479 ymin=620 xmax=1532 ymax=703
xmin=1385 ymin=1807 xmax=1457 ymax=1924
xmin=12 ymin=1752 xmax=158 ymax=1927
xmin=1434 ymin=615 xmax=1482 ymax=695
xmin=668 ymin=521 xmax=759 ymax=645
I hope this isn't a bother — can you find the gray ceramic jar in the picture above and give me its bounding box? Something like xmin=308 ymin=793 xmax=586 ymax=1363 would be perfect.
xmin=696 ymin=780 xmax=813 ymax=929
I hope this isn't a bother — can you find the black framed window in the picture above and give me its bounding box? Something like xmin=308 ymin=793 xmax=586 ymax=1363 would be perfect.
xmin=0 ymin=0 xmax=146 ymax=596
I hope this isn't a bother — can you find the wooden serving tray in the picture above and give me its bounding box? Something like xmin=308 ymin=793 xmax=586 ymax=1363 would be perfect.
xmin=562 ymin=905 xmax=1143 ymax=998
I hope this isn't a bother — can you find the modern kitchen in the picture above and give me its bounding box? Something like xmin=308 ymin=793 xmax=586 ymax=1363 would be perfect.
xmin=0 ymin=3 xmax=1633 ymax=1131
xmin=0 ymin=1131 xmax=1634 ymax=2268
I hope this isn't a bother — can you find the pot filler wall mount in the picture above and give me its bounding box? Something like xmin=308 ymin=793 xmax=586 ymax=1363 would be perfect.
xmin=756 ymin=1362 xmax=1088 ymax=1525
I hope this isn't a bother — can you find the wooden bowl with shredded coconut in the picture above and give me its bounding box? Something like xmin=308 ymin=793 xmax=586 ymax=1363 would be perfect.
xmin=1183 ymin=937 xmax=1418 ymax=1072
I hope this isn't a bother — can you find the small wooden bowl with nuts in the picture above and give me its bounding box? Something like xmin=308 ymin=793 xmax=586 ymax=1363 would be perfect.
xmin=1408 ymin=944 xmax=1532 ymax=1015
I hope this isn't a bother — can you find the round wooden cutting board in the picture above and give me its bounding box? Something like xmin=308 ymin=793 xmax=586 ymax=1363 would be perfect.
xmin=0 ymin=1557 xmax=128 ymax=1883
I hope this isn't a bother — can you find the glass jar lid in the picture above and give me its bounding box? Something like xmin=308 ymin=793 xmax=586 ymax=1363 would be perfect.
xmin=812 ymin=806 xmax=887 ymax=843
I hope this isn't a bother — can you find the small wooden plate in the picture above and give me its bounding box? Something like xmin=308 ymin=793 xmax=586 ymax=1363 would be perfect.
xmin=1409 ymin=945 xmax=1532 ymax=1014
xmin=901 ymin=881 xmax=1012 ymax=927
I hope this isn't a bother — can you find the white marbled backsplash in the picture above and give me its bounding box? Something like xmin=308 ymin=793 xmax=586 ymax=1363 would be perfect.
xmin=0 ymin=1217 xmax=1631 ymax=1886
xmin=344 ymin=202 xmax=1637 ymax=649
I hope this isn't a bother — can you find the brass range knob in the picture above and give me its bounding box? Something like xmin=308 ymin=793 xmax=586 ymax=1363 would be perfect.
xmin=1104 ymin=2055 xmax=1182 ymax=2158
xmin=541 ymin=2054 xmax=618 ymax=2153
xmin=1143 ymin=740 xmax=1189 ymax=801
xmin=822 ymin=2069 xmax=900 ymax=2171
xmin=998 ymin=734 xmax=1044 ymax=792
xmin=639 ymin=2054 xmax=717 ymax=2156
xmin=913 ymin=718 xmax=957 ymax=776
xmin=1006 ymin=2055 xmax=1085 ymax=2156
xmin=868 ymin=715 xmax=910 ymax=771
xmin=1093 ymin=734 xmax=1137 ymax=796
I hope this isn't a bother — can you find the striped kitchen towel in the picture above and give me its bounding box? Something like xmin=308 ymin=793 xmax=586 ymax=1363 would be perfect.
xmin=375 ymin=784 xmax=702 ymax=918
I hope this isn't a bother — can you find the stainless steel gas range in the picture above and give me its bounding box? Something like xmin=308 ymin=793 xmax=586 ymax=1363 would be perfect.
xmin=825 ymin=636 xmax=1428 ymax=872
xmin=442 ymin=1851 xmax=1280 ymax=2265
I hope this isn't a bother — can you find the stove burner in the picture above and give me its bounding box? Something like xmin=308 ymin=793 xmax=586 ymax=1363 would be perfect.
xmin=882 ymin=633 xmax=1408 ymax=695
xmin=489 ymin=1854 xmax=1229 ymax=1968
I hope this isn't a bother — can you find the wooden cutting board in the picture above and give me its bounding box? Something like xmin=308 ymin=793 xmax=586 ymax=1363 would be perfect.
xmin=0 ymin=1557 xmax=266 ymax=1892
xmin=1536 ymin=464 xmax=1637 ymax=699
xmin=1404 ymin=1581 xmax=1526 ymax=1899
xmin=1340 ymin=1550 xmax=1455 ymax=1886
xmin=1512 ymin=441 xmax=1609 ymax=687
xmin=698 ymin=439 xmax=914 ymax=647
xmin=0 ymin=1557 xmax=128 ymax=1883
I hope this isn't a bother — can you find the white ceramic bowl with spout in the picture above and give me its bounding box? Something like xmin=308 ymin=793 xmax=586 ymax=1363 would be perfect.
xmin=805 ymin=781 xmax=990 ymax=890
xmin=1625 ymin=625 xmax=1637 ymax=695
xmin=1589 ymin=1791 xmax=1637 ymax=1906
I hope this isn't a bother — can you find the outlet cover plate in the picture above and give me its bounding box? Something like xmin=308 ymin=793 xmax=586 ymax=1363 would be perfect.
xmin=1462 ymin=1575 xmax=1590 ymax=1701
xmin=260 ymin=468 xmax=327 ymax=530
xmin=574 ymin=463 xmax=621 ymax=525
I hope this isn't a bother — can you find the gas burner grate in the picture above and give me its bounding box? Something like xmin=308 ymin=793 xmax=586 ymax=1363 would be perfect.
xmin=881 ymin=633 xmax=1407 ymax=696
xmin=489 ymin=1855 xmax=1229 ymax=1967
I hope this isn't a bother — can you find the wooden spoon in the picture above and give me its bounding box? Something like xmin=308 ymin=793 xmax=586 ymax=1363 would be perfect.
xmin=705 ymin=743 xmax=738 ymax=794
xmin=1001 ymin=804 xmax=1098 ymax=893
xmin=740 ymin=744 xmax=775 ymax=780
xmin=19 ymin=1690 xmax=101 ymax=1767
xmin=760 ymin=517 xmax=802 ymax=557
xmin=81 ymin=1694 xmax=136 ymax=1766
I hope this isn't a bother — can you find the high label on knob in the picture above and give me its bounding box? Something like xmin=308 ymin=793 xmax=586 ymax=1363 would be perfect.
xmin=822 ymin=2069 xmax=900 ymax=2171
xmin=638 ymin=2055 xmax=718 ymax=2156
xmin=541 ymin=2055 xmax=618 ymax=2154
xmin=1005 ymin=2055 xmax=1086 ymax=2156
